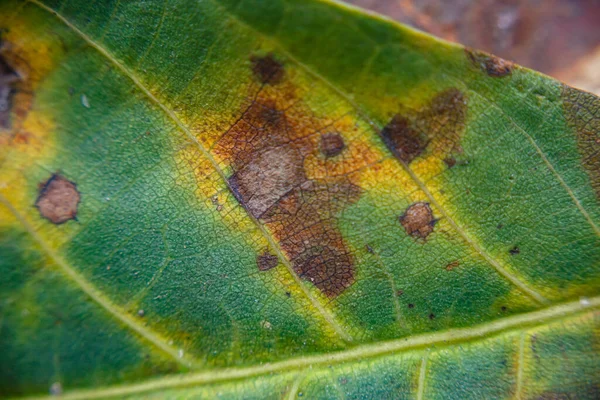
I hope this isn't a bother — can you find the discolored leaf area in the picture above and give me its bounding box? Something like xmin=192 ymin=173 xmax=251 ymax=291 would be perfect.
xmin=0 ymin=0 xmax=599 ymax=399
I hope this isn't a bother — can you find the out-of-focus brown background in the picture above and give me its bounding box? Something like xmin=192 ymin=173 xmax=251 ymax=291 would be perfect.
xmin=344 ymin=0 xmax=600 ymax=94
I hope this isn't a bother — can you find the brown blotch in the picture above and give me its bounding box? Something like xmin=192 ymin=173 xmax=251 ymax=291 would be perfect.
xmin=443 ymin=156 xmax=456 ymax=168
xmin=561 ymin=85 xmax=600 ymax=199
xmin=382 ymin=88 xmax=467 ymax=164
xmin=0 ymin=51 xmax=20 ymax=129
xmin=445 ymin=260 xmax=460 ymax=271
xmin=399 ymin=202 xmax=436 ymax=240
xmin=320 ymin=132 xmax=345 ymax=157
xmin=35 ymin=174 xmax=80 ymax=224
xmin=466 ymin=48 xmax=513 ymax=77
xmin=250 ymin=54 xmax=284 ymax=85
xmin=214 ymin=75 xmax=362 ymax=297
xmin=257 ymin=252 xmax=278 ymax=272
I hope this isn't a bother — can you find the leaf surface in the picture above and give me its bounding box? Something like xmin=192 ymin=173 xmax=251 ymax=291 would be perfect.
xmin=0 ymin=0 xmax=599 ymax=398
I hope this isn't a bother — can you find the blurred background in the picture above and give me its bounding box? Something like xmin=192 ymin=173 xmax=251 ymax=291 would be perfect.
xmin=344 ymin=0 xmax=600 ymax=94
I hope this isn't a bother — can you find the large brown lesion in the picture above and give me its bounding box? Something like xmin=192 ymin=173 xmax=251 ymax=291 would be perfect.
xmin=561 ymin=85 xmax=600 ymax=200
xmin=382 ymin=88 xmax=467 ymax=165
xmin=213 ymin=56 xmax=363 ymax=297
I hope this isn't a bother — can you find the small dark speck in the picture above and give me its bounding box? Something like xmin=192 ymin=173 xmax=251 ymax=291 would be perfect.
xmin=408 ymin=303 xmax=415 ymax=309
xmin=396 ymin=289 xmax=404 ymax=297
xmin=497 ymin=223 xmax=503 ymax=229
xmin=501 ymin=306 xmax=508 ymax=312
xmin=509 ymin=246 xmax=520 ymax=255
xmin=285 ymin=291 xmax=291 ymax=298
xmin=429 ymin=313 xmax=435 ymax=320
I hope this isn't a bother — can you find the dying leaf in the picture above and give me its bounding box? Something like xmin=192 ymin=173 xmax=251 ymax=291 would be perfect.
xmin=0 ymin=0 xmax=599 ymax=398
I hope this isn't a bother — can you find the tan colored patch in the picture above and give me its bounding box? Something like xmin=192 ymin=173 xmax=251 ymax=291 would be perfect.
xmin=399 ymin=202 xmax=436 ymax=239
xmin=466 ymin=48 xmax=513 ymax=77
xmin=35 ymin=174 xmax=80 ymax=224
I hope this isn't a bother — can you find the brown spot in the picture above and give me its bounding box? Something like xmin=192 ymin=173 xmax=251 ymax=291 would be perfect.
xmin=408 ymin=303 xmax=415 ymax=309
xmin=443 ymin=156 xmax=456 ymax=168
xmin=428 ymin=313 xmax=435 ymax=320
xmin=35 ymin=174 xmax=80 ymax=224
xmin=399 ymin=202 xmax=436 ymax=240
xmin=365 ymin=244 xmax=374 ymax=254
xmin=396 ymin=289 xmax=404 ymax=296
xmin=257 ymin=252 xmax=278 ymax=271
xmin=382 ymin=88 xmax=467 ymax=164
xmin=0 ymin=52 xmax=20 ymax=129
xmin=466 ymin=48 xmax=513 ymax=77
xmin=320 ymin=132 xmax=345 ymax=157
xmin=250 ymin=54 xmax=284 ymax=85
xmin=214 ymin=77 xmax=362 ymax=297
xmin=381 ymin=115 xmax=427 ymax=163
xmin=501 ymin=306 xmax=508 ymax=312
xmin=445 ymin=260 xmax=460 ymax=271
xmin=509 ymin=246 xmax=520 ymax=255
xmin=561 ymin=85 xmax=600 ymax=199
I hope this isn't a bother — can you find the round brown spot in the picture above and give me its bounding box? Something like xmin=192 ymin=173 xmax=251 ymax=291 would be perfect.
xmin=320 ymin=132 xmax=345 ymax=157
xmin=257 ymin=252 xmax=278 ymax=271
xmin=35 ymin=174 xmax=80 ymax=225
xmin=250 ymin=54 xmax=284 ymax=85
xmin=399 ymin=202 xmax=436 ymax=240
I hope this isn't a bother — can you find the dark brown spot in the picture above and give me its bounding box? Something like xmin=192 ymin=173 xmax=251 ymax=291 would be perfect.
xmin=501 ymin=306 xmax=508 ymax=312
xmin=396 ymin=289 xmax=404 ymax=296
xmin=382 ymin=88 xmax=467 ymax=164
xmin=257 ymin=252 xmax=278 ymax=271
xmin=320 ymin=132 xmax=345 ymax=157
xmin=250 ymin=54 xmax=284 ymax=85
xmin=497 ymin=223 xmax=503 ymax=229
xmin=428 ymin=313 xmax=435 ymax=320
xmin=381 ymin=115 xmax=427 ymax=163
xmin=466 ymin=48 xmax=513 ymax=77
xmin=214 ymin=80 xmax=362 ymax=297
xmin=0 ymin=52 xmax=20 ymax=129
xmin=285 ymin=291 xmax=291 ymax=298
xmin=443 ymin=156 xmax=456 ymax=168
xmin=399 ymin=202 xmax=436 ymax=240
xmin=509 ymin=246 xmax=520 ymax=255
xmin=561 ymin=85 xmax=600 ymax=199
xmin=365 ymin=244 xmax=374 ymax=254
xmin=35 ymin=174 xmax=80 ymax=224
xmin=445 ymin=260 xmax=460 ymax=271
xmin=408 ymin=303 xmax=415 ymax=309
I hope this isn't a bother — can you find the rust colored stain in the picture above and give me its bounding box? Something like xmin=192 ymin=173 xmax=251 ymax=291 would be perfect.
xmin=35 ymin=174 xmax=80 ymax=224
xmin=466 ymin=48 xmax=513 ymax=77
xmin=382 ymin=88 xmax=467 ymax=164
xmin=399 ymin=202 xmax=436 ymax=239
xmin=445 ymin=260 xmax=460 ymax=271
xmin=214 ymin=59 xmax=364 ymax=297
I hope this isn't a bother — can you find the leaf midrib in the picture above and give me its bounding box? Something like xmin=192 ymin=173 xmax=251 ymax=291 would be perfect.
xmin=18 ymin=295 xmax=600 ymax=400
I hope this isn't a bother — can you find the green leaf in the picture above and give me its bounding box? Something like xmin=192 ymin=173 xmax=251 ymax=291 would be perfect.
xmin=0 ymin=0 xmax=599 ymax=398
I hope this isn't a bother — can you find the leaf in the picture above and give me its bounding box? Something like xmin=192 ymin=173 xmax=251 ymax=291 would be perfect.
xmin=0 ymin=0 xmax=599 ymax=398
